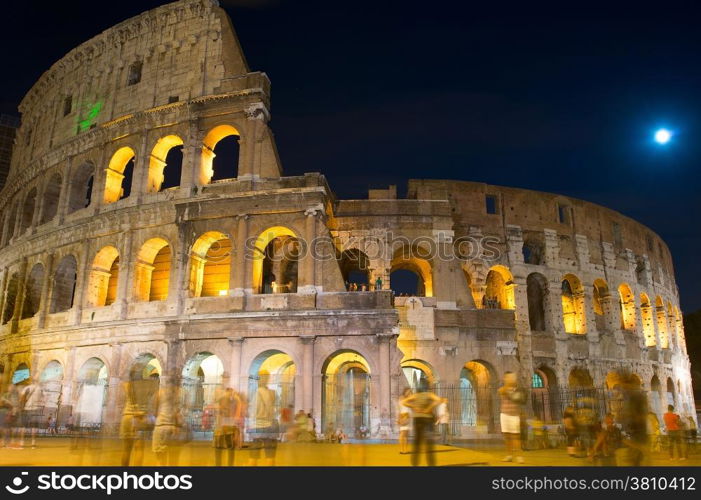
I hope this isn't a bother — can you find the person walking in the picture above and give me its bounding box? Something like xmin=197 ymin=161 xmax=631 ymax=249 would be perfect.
xmin=664 ymin=405 xmax=685 ymax=461
xmin=401 ymin=380 xmax=442 ymax=466
xmin=435 ymin=398 xmax=450 ymax=445
xmin=397 ymin=388 xmax=412 ymax=454
xmin=248 ymin=371 xmax=278 ymax=466
xmin=498 ymin=372 xmax=526 ymax=463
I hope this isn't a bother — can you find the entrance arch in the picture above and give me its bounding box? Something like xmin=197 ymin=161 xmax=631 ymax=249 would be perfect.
xmin=252 ymin=226 xmax=300 ymax=294
xmin=75 ymin=357 xmax=108 ymax=427
xmin=321 ymin=350 xmax=371 ymax=437
xmin=248 ymin=350 xmax=296 ymax=425
xmin=181 ymin=353 xmax=224 ymax=432
xmin=401 ymin=359 xmax=436 ymax=391
xmin=39 ymin=360 xmax=64 ymax=418
xmin=458 ymin=360 xmax=496 ymax=431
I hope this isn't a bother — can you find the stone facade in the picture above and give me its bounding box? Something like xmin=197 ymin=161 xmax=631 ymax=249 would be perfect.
xmin=0 ymin=0 xmax=694 ymax=438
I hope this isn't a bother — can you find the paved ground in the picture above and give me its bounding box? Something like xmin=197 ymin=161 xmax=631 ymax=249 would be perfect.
xmin=0 ymin=438 xmax=699 ymax=466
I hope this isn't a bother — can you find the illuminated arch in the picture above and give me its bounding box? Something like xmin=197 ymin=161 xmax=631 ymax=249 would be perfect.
xmin=148 ymin=135 xmax=184 ymax=192
xmin=200 ymin=125 xmax=240 ymax=185
xmin=321 ymin=350 xmax=371 ymax=434
xmin=655 ymin=295 xmax=669 ymax=349
xmin=189 ymin=231 xmax=232 ymax=297
xmin=390 ymin=246 xmax=433 ymax=297
xmin=562 ymin=274 xmax=586 ymax=334
xmin=103 ymin=147 xmax=136 ymax=203
xmin=568 ymin=367 xmax=593 ymax=388
xmin=86 ymin=246 xmax=120 ymax=307
xmin=75 ymin=357 xmax=108 ymax=425
xmin=252 ymin=226 xmax=299 ymax=294
xmin=618 ymin=283 xmax=636 ymax=331
xmin=640 ymin=293 xmax=656 ymax=346
xmin=401 ymin=359 xmax=436 ymax=390
xmin=459 ymin=360 xmax=497 ymax=430
xmin=181 ymin=352 xmax=224 ymax=426
xmin=248 ymin=350 xmax=296 ymax=418
xmin=135 ymin=238 xmax=171 ymax=302
xmin=339 ymin=248 xmax=371 ymax=288
xmin=484 ymin=265 xmax=515 ymax=309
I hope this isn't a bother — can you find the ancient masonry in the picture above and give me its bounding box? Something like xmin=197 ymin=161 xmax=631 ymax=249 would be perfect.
xmin=0 ymin=0 xmax=694 ymax=437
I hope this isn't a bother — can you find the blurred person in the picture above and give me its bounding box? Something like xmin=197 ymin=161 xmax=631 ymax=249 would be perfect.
xmin=19 ymin=379 xmax=43 ymax=449
xmin=152 ymin=384 xmax=183 ymax=466
xmin=0 ymin=386 xmax=15 ymax=447
xmin=664 ymin=405 xmax=685 ymax=461
xmin=398 ymin=387 xmax=412 ymax=454
xmin=686 ymin=416 xmax=697 ymax=454
xmin=615 ymin=374 xmax=649 ymax=466
xmin=280 ymin=404 xmax=293 ymax=442
xmin=248 ymin=370 xmax=278 ymax=466
xmin=647 ymin=412 xmax=662 ymax=452
xmin=213 ymin=387 xmax=242 ymax=466
xmin=294 ymin=409 xmax=308 ymax=441
xmin=436 ymin=397 xmax=450 ymax=445
xmin=306 ymin=411 xmax=316 ymax=441
xmin=530 ymin=418 xmax=547 ymax=450
xmin=401 ymin=379 xmax=442 ymax=466
xmin=591 ymin=413 xmax=621 ymax=465
xmin=120 ymin=375 xmax=157 ymax=466
xmin=497 ymin=371 xmax=526 ymax=463
xmin=574 ymin=393 xmax=598 ymax=460
xmin=563 ymin=406 xmax=578 ymax=456
xmin=46 ymin=415 xmax=57 ymax=436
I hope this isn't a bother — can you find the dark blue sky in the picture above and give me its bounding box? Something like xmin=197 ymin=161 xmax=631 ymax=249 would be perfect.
xmin=2 ymin=0 xmax=701 ymax=311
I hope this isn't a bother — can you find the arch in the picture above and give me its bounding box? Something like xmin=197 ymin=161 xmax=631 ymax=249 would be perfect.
xmin=673 ymin=306 xmax=685 ymax=350
xmin=104 ymin=147 xmax=136 ymax=203
xmin=40 ymin=173 xmax=62 ymax=224
xmin=75 ymin=357 xmax=108 ymax=426
xmin=4 ymin=200 xmax=19 ymax=242
xmin=640 ymin=293 xmax=656 ymax=346
xmin=181 ymin=352 xmax=224 ymax=432
xmin=50 ymin=255 xmax=78 ymax=313
xmin=2 ymin=272 xmax=20 ymax=324
xmin=522 ymin=238 xmax=544 ymax=265
xmin=67 ymin=162 xmax=94 ymax=213
xmin=20 ymin=187 xmax=37 ymax=233
xmin=338 ymin=248 xmax=371 ymax=289
xmin=189 ymin=231 xmax=232 ymax=297
xmin=526 ymin=272 xmax=549 ymax=331
xmin=39 ymin=360 xmax=64 ymax=412
xmin=135 ymin=238 xmax=171 ymax=302
xmin=655 ymin=295 xmax=669 ymax=349
xmin=21 ymin=263 xmax=44 ymax=319
xmin=483 ymin=265 xmax=515 ymax=309
xmin=532 ymin=365 xmax=559 ymax=423
xmin=200 ymin=124 xmax=240 ymax=184
xmin=401 ymin=358 xmax=436 ymax=390
xmin=618 ymin=283 xmax=636 ymax=331
xmin=12 ymin=362 xmax=31 ymax=384
xmin=666 ymin=377 xmax=676 ymax=407
xmin=568 ymin=367 xmax=593 ymax=388
xmin=321 ymin=350 xmax=371 ymax=436
xmin=562 ymin=274 xmax=586 ymax=334
xmin=252 ymin=226 xmax=299 ymax=294
xmin=248 ymin=350 xmax=296 ymax=422
xmin=86 ymin=246 xmax=120 ymax=307
xmin=149 ymin=135 xmax=184 ymax=192
xmin=459 ymin=360 xmax=496 ymax=430
xmin=666 ymin=301 xmax=676 ymax=349
xmin=390 ymin=246 xmax=433 ymax=297
xmin=650 ymin=374 xmax=662 ymax=415
xmin=592 ymin=278 xmax=610 ymax=331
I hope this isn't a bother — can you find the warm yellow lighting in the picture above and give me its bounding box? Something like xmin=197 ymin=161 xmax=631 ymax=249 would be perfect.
xmin=218 ymin=290 xmax=228 ymax=296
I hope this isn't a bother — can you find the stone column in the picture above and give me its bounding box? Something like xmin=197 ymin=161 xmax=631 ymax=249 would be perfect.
xmin=163 ymin=339 xmax=182 ymax=387
xmin=71 ymin=244 xmax=91 ymax=325
xmin=104 ymin=343 xmax=123 ymax=429
xmin=298 ymin=208 xmax=319 ymax=294
xmin=132 ymin=132 xmax=151 ymax=204
xmin=0 ymin=353 xmax=12 ymax=393
xmin=172 ymin=228 xmax=190 ymax=315
xmin=37 ymin=253 xmax=54 ymax=329
xmin=178 ymin=128 xmax=200 ymax=196
xmin=377 ymin=333 xmax=393 ymax=433
xmin=231 ymin=215 xmax=249 ymax=295
xmin=300 ymin=336 xmax=315 ymax=412
xmin=432 ymin=230 xmax=456 ymax=309
xmin=116 ymin=231 xmax=133 ymax=320
xmin=60 ymin=347 xmax=76 ymax=423
xmin=227 ymin=337 xmax=244 ymax=391
xmin=10 ymin=258 xmax=28 ymax=332
xmin=548 ymin=282 xmax=566 ymax=338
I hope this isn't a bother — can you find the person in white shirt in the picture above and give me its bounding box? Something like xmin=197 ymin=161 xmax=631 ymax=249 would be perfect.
xmin=435 ymin=398 xmax=450 ymax=445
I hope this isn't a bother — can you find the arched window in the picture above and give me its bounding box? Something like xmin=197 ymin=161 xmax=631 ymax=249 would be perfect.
xmin=655 ymin=296 xmax=669 ymax=349
xmin=640 ymin=293 xmax=656 ymax=347
xmin=135 ymin=238 xmax=171 ymax=302
xmin=484 ymin=265 xmax=514 ymax=309
xmin=526 ymin=273 xmax=548 ymax=331
xmin=21 ymin=263 xmax=44 ymax=319
xmin=339 ymin=249 xmax=371 ymax=290
xmin=532 ymin=372 xmax=544 ymax=388
xmin=20 ymin=187 xmax=37 ymax=233
xmin=6 ymin=202 xmax=19 ymax=241
xmin=252 ymin=227 xmax=300 ymax=294
xmin=189 ymin=232 xmax=232 ymax=297
xmin=127 ymin=60 xmax=143 ymax=86
xmin=104 ymin=147 xmax=136 ymax=203
xmin=200 ymin=125 xmax=240 ymax=184
xmin=618 ymin=283 xmax=636 ymax=331
xmin=87 ymin=246 xmax=120 ymax=307
xmin=67 ymin=162 xmax=94 ymax=213
xmin=390 ymin=246 xmax=433 ymax=297
xmin=593 ymin=279 xmax=609 ymax=331
xmin=50 ymin=255 xmax=78 ymax=313
xmin=40 ymin=173 xmax=62 ymax=224
xmin=562 ymin=274 xmax=585 ymax=334
xmin=149 ymin=135 xmax=184 ymax=192
xmin=522 ymin=239 xmax=544 ymax=265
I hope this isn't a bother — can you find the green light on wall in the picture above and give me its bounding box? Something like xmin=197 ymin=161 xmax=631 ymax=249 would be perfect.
xmin=77 ymin=101 xmax=103 ymax=132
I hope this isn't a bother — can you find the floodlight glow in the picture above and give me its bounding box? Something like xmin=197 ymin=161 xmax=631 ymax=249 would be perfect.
xmin=654 ymin=128 xmax=672 ymax=144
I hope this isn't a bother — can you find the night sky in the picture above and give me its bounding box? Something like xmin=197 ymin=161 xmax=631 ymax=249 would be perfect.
xmin=2 ymin=0 xmax=701 ymax=311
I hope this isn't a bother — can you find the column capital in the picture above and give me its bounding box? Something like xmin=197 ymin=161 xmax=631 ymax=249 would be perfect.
xmin=299 ymin=335 xmax=316 ymax=344
xmin=227 ymin=336 xmax=245 ymax=345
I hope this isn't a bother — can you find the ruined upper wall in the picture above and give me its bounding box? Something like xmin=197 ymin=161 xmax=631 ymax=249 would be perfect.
xmin=10 ymin=0 xmax=249 ymax=179
xmin=407 ymin=179 xmax=676 ymax=286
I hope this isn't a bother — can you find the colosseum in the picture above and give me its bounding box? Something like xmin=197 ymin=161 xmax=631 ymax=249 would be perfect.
xmin=0 ymin=0 xmax=695 ymax=440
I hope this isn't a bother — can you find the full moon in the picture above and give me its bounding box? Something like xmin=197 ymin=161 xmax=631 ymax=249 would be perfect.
xmin=654 ymin=128 xmax=672 ymax=144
